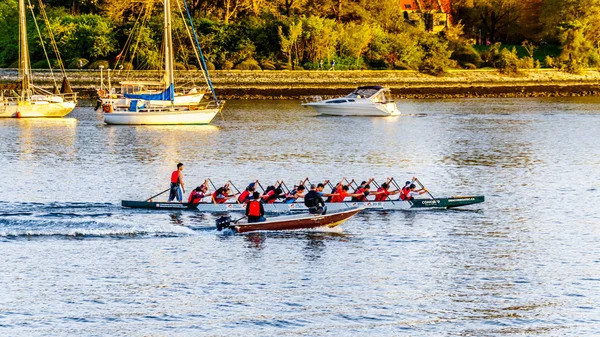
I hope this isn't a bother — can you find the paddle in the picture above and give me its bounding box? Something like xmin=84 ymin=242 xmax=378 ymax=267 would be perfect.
xmin=227 ymin=180 xmax=242 ymax=204
xmin=146 ymin=188 xmax=170 ymax=202
xmin=413 ymin=177 xmax=435 ymax=199
xmin=207 ymin=178 xmax=219 ymax=203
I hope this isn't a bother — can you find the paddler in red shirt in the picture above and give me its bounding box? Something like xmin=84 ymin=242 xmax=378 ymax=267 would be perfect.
xmin=168 ymin=163 xmax=185 ymax=202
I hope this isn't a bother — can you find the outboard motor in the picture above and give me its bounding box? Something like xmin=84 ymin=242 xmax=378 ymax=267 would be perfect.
xmin=216 ymin=216 xmax=232 ymax=231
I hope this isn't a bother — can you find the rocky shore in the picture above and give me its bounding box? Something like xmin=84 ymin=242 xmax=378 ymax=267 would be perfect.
xmin=2 ymin=68 xmax=599 ymax=100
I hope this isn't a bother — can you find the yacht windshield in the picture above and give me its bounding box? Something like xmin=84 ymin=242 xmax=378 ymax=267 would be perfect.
xmin=345 ymin=87 xmax=380 ymax=99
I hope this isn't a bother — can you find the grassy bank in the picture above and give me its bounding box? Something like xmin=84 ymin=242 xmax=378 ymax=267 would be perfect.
xmin=2 ymin=68 xmax=600 ymax=99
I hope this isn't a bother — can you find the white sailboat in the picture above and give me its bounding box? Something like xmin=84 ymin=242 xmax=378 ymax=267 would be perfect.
xmin=100 ymin=0 xmax=223 ymax=125
xmin=0 ymin=0 xmax=77 ymax=118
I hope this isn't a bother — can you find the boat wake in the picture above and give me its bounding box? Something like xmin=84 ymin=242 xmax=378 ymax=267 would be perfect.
xmin=0 ymin=202 xmax=198 ymax=240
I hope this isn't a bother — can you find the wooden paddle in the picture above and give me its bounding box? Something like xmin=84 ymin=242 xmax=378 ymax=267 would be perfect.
xmin=146 ymin=188 xmax=170 ymax=202
xmin=413 ymin=177 xmax=435 ymax=199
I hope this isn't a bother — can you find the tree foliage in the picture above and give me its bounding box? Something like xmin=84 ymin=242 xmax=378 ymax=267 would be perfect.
xmin=0 ymin=0 xmax=597 ymax=74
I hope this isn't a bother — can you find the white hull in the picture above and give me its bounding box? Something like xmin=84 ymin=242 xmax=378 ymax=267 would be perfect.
xmin=0 ymin=100 xmax=76 ymax=118
xmin=306 ymin=102 xmax=399 ymax=116
xmin=104 ymin=108 xmax=219 ymax=125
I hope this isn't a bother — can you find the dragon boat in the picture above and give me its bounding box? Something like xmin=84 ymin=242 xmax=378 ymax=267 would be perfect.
xmin=121 ymin=196 xmax=484 ymax=213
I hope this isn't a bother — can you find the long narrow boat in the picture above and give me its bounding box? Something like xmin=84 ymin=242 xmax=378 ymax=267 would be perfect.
xmin=216 ymin=208 xmax=362 ymax=233
xmin=122 ymin=195 xmax=484 ymax=213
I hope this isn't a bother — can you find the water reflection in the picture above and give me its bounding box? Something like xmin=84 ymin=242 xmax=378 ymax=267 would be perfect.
xmin=104 ymin=125 xmax=219 ymax=164
xmin=9 ymin=118 xmax=78 ymax=163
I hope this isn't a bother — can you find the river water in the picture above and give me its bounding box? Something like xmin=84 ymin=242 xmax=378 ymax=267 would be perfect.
xmin=0 ymin=98 xmax=599 ymax=336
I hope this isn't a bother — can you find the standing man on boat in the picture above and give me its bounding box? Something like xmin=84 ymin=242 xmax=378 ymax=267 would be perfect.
xmin=168 ymin=163 xmax=185 ymax=202
xmin=246 ymin=192 xmax=266 ymax=223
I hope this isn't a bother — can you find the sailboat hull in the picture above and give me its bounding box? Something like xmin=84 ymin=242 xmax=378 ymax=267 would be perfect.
xmin=0 ymin=100 xmax=76 ymax=118
xmin=104 ymin=108 xmax=219 ymax=125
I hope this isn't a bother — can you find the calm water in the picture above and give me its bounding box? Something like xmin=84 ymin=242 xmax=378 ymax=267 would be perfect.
xmin=1 ymin=98 xmax=599 ymax=336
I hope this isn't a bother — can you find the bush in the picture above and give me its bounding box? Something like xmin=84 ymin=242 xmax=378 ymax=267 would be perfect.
xmin=480 ymin=43 xmax=502 ymax=67
xmin=88 ymin=60 xmax=110 ymax=69
xmin=174 ymin=62 xmax=187 ymax=70
xmin=221 ymin=60 xmax=234 ymax=70
xmin=204 ymin=62 xmax=215 ymax=71
xmin=31 ymin=59 xmax=57 ymax=69
xmin=260 ymin=60 xmax=276 ymax=70
xmin=544 ymin=56 xmax=555 ymax=68
xmin=517 ymin=56 xmax=535 ymax=69
xmin=234 ymin=58 xmax=261 ymax=70
xmin=451 ymin=45 xmax=482 ymax=68
xmin=496 ymin=48 xmax=520 ymax=74
xmin=293 ymin=65 xmax=304 ymax=70
xmin=462 ymin=63 xmax=478 ymax=70
xmin=276 ymin=63 xmax=293 ymax=70
xmin=67 ymin=58 xmax=89 ymax=69
xmin=119 ymin=61 xmax=134 ymax=70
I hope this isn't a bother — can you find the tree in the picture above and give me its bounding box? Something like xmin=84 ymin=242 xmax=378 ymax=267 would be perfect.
xmin=339 ymin=22 xmax=372 ymax=66
xmin=278 ymin=20 xmax=303 ymax=65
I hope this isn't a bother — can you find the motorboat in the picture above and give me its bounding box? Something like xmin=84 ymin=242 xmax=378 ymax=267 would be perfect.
xmin=215 ymin=207 xmax=362 ymax=233
xmin=302 ymin=86 xmax=400 ymax=116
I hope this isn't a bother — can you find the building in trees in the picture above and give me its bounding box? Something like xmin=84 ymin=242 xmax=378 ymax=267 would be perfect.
xmin=399 ymin=0 xmax=452 ymax=32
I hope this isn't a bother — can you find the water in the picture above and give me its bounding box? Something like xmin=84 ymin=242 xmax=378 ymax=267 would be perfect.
xmin=1 ymin=98 xmax=599 ymax=336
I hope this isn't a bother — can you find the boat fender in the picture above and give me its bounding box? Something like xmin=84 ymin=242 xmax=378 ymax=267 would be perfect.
xmin=216 ymin=216 xmax=232 ymax=231
xmin=102 ymin=104 xmax=113 ymax=113
xmin=15 ymin=112 xmax=21 ymax=118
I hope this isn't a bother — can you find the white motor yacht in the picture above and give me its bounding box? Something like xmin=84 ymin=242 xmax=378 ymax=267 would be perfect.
xmin=302 ymin=86 xmax=400 ymax=116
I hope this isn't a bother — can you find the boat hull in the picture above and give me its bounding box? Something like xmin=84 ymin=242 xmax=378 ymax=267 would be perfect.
xmin=232 ymin=207 xmax=362 ymax=233
xmin=304 ymin=102 xmax=399 ymax=116
xmin=0 ymin=100 xmax=76 ymax=118
xmin=121 ymin=196 xmax=484 ymax=212
xmin=104 ymin=108 xmax=218 ymax=125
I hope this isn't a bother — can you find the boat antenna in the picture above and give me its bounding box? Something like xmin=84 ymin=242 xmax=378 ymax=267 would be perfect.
xmin=181 ymin=0 xmax=220 ymax=106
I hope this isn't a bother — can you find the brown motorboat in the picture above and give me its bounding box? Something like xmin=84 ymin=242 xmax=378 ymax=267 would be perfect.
xmin=216 ymin=207 xmax=362 ymax=233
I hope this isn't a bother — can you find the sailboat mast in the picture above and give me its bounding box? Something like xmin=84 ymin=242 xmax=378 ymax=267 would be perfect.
xmin=163 ymin=0 xmax=174 ymax=91
xmin=19 ymin=0 xmax=30 ymax=98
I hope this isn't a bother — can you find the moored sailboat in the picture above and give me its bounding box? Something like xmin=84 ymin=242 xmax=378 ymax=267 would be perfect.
xmin=0 ymin=0 xmax=77 ymax=118
xmin=99 ymin=0 xmax=223 ymax=125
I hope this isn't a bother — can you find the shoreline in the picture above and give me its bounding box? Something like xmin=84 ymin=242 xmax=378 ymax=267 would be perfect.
xmin=1 ymin=68 xmax=599 ymax=100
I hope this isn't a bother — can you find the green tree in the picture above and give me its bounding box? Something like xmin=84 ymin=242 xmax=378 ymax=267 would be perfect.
xmin=278 ymin=19 xmax=303 ymax=65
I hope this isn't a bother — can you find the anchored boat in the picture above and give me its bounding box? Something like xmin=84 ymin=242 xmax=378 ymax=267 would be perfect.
xmin=98 ymin=0 xmax=223 ymax=125
xmin=216 ymin=208 xmax=362 ymax=233
xmin=302 ymin=86 xmax=400 ymax=116
xmin=122 ymin=196 xmax=484 ymax=213
xmin=0 ymin=0 xmax=77 ymax=118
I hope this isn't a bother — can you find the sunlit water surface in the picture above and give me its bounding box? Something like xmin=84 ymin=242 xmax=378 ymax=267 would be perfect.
xmin=0 ymin=98 xmax=599 ymax=336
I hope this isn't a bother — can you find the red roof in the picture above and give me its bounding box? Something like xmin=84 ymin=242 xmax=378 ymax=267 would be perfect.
xmin=399 ymin=0 xmax=451 ymax=13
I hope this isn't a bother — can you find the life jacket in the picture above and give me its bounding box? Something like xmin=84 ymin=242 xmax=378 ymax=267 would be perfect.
xmin=326 ymin=186 xmax=337 ymax=202
xmin=170 ymin=170 xmax=180 ymax=184
xmin=330 ymin=188 xmax=347 ymax=203
xmin=374 ymin=187 xmax=389 ymax=201
xmin=262 ymin=190 xmax=274 ymax=202
xmin=284 ymin=189 xmax=297 ymax=203
xmin=188 ymin=191 xmax=203 ymax=204
xmin=352 ymin=187 xmax=366 ymax=202
xmin=247 ymin=201 xmax=261 ymax=217
xmin=238 ymin=190 xmax=250 ymax=203
xmin=212 ymin=191 xmax=226 ymax=204
xmin=400 ymin=186 xmax=410 ymax=200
